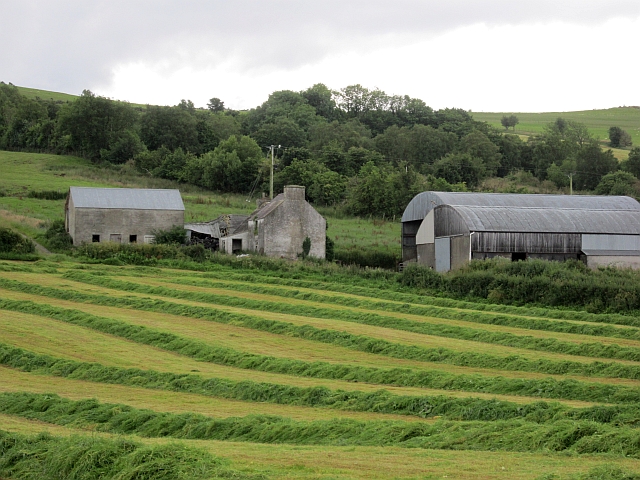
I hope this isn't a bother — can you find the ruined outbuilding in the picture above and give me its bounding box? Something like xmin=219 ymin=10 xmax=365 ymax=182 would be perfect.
xmin=184 ymin=186 xmax=326 ymax=260
xmin=65 ymin=187 xmax=184 ymax=246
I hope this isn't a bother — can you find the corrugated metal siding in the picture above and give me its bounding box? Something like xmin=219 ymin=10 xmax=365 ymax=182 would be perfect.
xmin=70 ymin=187 xmax=184 ymax=211
xmin=582 ymin=234 xmax=640 ymax=251
xmin=402 ymin=192 xmax=640 ymax=222
xmin=473 ymin=232 xmax=582 ymax=253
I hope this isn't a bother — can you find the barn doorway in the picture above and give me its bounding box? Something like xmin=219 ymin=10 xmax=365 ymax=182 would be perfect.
xmin=512 ymin=252 xmax=527 ymax=261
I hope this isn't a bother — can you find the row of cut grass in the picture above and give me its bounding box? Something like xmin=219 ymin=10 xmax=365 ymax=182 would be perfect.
xmin=3 ymin=303 xmax=640 ymax=405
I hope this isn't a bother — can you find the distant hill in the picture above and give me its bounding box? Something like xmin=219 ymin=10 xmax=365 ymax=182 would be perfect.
xmin=472 ymin=107 xmax=640 ymax=146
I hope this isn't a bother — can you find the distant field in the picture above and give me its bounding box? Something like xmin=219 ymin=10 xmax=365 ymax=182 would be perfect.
xmin=473 ymin=107 xmax=640 ymax=147
xmin=2 ymin=259 xmax=640 ymax=478
xmin=15 ymin=85 xmax=78 ymax=103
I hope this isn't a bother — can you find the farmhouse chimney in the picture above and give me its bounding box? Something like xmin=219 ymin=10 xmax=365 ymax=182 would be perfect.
xmin=284 ymin=185 xmax=305 ymax=201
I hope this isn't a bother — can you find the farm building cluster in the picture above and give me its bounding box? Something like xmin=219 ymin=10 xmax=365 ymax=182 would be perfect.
xmin=402 ymin=192 xmax=640 ymax=271
xmin=65 ymin=185 xmax=326 ymax=260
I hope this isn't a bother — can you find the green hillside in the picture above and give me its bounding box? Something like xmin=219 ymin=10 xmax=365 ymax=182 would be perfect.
xmin=473 ymin=107 xmax=640 ymax=145
xmin=15 ymin=85 xmax=78 ymax=103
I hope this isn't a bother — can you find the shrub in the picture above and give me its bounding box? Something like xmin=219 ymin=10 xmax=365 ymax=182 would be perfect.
xmin=0 ymin=227 xmax=35 ymax=254
xmin=152 ymin=225 xmax=187 ymax=245
xmin=27 ymin=190 xmax=67 ymax=200
xmin=44 ymin=219 xmax=72 ymax=251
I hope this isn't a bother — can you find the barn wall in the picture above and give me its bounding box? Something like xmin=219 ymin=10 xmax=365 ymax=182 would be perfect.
xmin=582 ymin=234 xmax=640 ymax=251
xmin=434 ymin=206 xmax=470 ymax=238
xmin=451 ymin=235 xmax=471 ymax=270
xmin=416 ymin=243 xmax=435 ymax=268
xmin=472 ymin=232 xmax=581 ymax=254
xmin=586 ymin=255 xmax=640 ymax=270
xmin=71 ymin=208 xmax=184 ymax=246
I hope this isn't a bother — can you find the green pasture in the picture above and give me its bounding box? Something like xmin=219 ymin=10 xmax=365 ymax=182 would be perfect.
xmin=473 ymin=107 xmax=640 ymax=151
xmin=15 ymin=85 xmax=79 ymax=103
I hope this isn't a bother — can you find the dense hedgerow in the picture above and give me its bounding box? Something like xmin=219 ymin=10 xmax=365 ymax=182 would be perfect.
xmin=402 ymin=259 xmax=640 ymax=314
xmin=0 ymin=429 xmax=258 ymax=480
xmin=26 ymin=189 xmax=67 ymax=200
xmin=73 ymin=242 xmax=207 ymax=264
xmin=3 ymin=392 xmax=640 ymax=457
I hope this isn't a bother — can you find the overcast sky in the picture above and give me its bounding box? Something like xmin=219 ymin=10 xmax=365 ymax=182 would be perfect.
xmin=2 ymin=1 xmax=638 ymax=112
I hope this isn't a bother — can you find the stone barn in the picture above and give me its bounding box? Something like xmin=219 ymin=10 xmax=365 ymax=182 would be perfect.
xmin=65 ymin=187 xmax=185 ymax=246
xmin=247 ymin=185 xmax=326 ymax=260
xmin=402 ymin=192 xmax=640 ymax=271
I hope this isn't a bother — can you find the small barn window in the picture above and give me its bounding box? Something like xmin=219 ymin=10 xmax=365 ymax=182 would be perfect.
xmin=92 ymin=234 xmax=100 ymax=243
xmin=129 ymin=234 xmax=138 ymax=243
xmin=232 ymin=238 xmax=242 ymax=253
xmin=512 ymin=252 xmax=527 ymax=262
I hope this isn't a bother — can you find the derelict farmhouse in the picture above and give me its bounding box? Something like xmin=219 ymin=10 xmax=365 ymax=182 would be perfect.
xmin=402 ymin=192 xmax=640 ymax=271
xmin=65 ymin=185 xmax=326 ymax=260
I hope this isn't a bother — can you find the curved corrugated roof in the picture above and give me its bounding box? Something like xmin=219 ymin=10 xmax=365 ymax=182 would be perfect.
xmin=402 ymin=191 xmax=640 ymax=222
xmin=447 ymin=205 xmax=640 ymax=234
xmin=70 ymin=187 xmax=184 ymax=210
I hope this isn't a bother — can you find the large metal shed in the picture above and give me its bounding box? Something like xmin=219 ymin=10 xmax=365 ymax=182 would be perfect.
xmin=65 ymin=187 xmax=185 ymax=246
xmin=402 ymin=192 xmax=640 ymax=271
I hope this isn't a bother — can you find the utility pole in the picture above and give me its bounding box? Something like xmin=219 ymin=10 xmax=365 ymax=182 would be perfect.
xmin=566 ymin=172 xmax=574 ymax=195
xmin=268 ymin=145 xmax=281 ymax=200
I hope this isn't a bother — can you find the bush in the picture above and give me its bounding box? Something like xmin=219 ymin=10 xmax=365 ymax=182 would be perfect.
xmin=0 ymin=227 xmax=35 ymax=254
xmin=27 ymin=190 xmax=67 ymax=200
xmin=152 ymin=225 xmax=187 ymax=245
xmin=334 ymin=248 xmax=400 ymax=269
xmin=44 ymin=219 xmax=72 ymax=251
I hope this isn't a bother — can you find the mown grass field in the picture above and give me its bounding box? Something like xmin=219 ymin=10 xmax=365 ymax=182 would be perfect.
xmin=2 ymin=258 xmax=640 ymax=478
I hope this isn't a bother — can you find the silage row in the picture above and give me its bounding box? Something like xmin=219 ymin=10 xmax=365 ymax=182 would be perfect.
xmin=61 ymin=271 xmax=640 ymax=365
xmin=2 ymin=284 xmax=640 ymax=385
xmin=0 ymin=428 xmax=253 ymax=480
xmin=5 ymin=259 xmax=639 ymax=329
xmin=3 ymin=392 xmax=640 ymax=458
xmin=3 ymin=300 xmax=640 ymax=405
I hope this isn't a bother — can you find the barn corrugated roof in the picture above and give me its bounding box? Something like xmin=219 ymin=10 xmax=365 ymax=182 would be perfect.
xmin=446 ymin=205 xmax=640 ymax=234
xmin=69 ymin=187 xmax=184 ymax=210
xmin=402 ymin=192 xmax=640 ymax=222
xmin=184 ymin=214 xmax=249 ymax=237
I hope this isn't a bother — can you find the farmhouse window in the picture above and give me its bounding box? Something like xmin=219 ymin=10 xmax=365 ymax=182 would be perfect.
xmin=92 ymin=234 xmax=100 ymax=243
xmin=129 ymin=234 xmax=138 ymax=243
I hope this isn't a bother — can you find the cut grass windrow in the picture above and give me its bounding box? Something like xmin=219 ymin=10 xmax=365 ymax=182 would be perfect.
xmin=0 ymin=428 xmax=253 ymax=480
xmin=4 ymin=277 xmax=640 ymax=382
xmin=3 ymin=392 xmax=640 ymax=457
xmin=62 ymin=271 xmax=640 ymax=365
xmin=3 ymin=303 xmax=640 ymax=405
xmin=155 ymin=273 xmax=640 ymax=339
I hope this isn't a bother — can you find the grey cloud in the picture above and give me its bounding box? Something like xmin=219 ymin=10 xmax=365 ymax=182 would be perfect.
xmin=2 ymin=0 xmax=638 ymax=95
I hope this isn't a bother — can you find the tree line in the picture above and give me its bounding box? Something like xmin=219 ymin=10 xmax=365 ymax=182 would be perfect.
xmin=1 ymin=81 xmax=638 ymax=217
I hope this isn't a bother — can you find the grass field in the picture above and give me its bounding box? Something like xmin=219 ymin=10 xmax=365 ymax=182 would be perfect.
xmin=15 ymin=85 xmax=79 ymax=103
xmin=1 ymin=259 xmax=640 ymax=478
xmin=472 ymin=108 xmax=640 ymax=160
